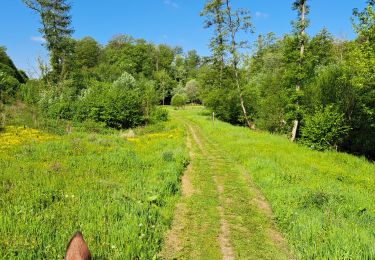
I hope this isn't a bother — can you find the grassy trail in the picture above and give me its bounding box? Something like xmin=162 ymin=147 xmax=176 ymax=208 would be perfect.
xmin=161 ymin=108 xmax=293 ymax=259
xmin=162 ymin=106 xmax=375 ymax=259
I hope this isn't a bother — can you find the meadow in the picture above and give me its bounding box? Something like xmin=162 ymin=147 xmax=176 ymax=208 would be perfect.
xmin=1 ymin=106 xmax=374 ymax=259
xmin=176 ymin=106 xmax=375 ymax=259
xmin=0 ymin=120 xmax=187 ymax=258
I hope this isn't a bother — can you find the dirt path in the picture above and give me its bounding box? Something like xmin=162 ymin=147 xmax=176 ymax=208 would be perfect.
xmin=160 ymin=113 xmax=294 ymax=259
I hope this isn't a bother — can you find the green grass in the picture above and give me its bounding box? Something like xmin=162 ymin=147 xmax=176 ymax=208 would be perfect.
xmin=1 ymin=105 xmax=374 ymax=259
xmin=175 ymin=106 xmax=375 ymax=259
xmin=0 ymin=120 xmax=187 ymax=258
xmin=162 ymin=112 xmax=292 ymax=259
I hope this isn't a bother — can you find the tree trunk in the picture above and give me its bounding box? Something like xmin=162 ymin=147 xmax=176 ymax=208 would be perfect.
xmin=291 ymin=0 xmax=306 ymax=142
xmin=291 ymin=120 xmax=298 ymax=141
xmin=234 ymin=69 xmax=255 ymax=129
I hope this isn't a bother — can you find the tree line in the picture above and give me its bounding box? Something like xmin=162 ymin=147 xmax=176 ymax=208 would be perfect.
xmin=199 ymin=0 xmax=374 ymax=159
xmin=0 ymin=0 xmax=373 ymax=159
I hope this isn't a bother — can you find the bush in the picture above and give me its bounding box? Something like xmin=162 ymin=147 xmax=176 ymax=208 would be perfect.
xmin=0 ymin=71 xmax=19 ymax=103
xmin=301 ymin=105 xmax=351 ymax=151
xmin=19 ymin=80 xmax=43 ymax=105
xmin=150 ymin=107 xmax=169 ymax=123
xmin=38 ymin=85 xmax=77 ymax=120
xmin=77 ymin=72 xmax=143 ymax=129
xmin=171 ymin=94 xmax=187 ymax=109
xmin=25 ymin=71 xmax=164 ymax=130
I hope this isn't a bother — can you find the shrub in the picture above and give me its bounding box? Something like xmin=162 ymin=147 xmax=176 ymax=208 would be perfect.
xmin=19 ymin=80 xmax=43 ymax=105
xmin=301 ymin=105 xmax=351 ymax=151
xmin=29 ymin=72 xmax=164 ymax=129
xmin=78 ymin=72 xmax=143 ymax=129
xmin=0 ymin=71 xmax=19 ymax=103
xmin=171 ymin=94 xmax=187 ymax=109
xmin=150 ymin=107 xmax=169 ymax=123
xmin=38 ymin=85 xmax=77 ymax=120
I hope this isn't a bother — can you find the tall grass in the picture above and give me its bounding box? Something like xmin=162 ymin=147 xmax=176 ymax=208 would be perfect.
xmin=177 ymin=106 xmax=375 ymax=259
xmin=0 ymin=120 xmax=187 ymax=258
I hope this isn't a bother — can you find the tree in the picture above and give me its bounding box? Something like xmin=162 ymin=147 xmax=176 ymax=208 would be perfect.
xmin=201 ymin=0 xmax=226 ymax=84
xmin=154 ymin=70 xmax=172 ymax=105
xmin=23 ymin=0 xmax=74 ymax=82
xmin=223 ymin=0 xmax=255 ymax=129
xmin=171 ymin=94 xmax=187 ymax=109
xmin=0 ymin=47 xmax=26 ymax=103
xmin=185 ymin=79 xmax=200 ymax=103
xmin=290 ymin=0 xmax=309 ymax=141
xmin=201 ymin=0 xmax=255 ymax=129
xmin=138 ymin=78 xmax=158 ymax=121
xmin=0 ymin=47 xmax=27 ymax=84
xmin=74 ymin=37 xmax=101 ymax=69
xmin=341 ymin=0 xmax=375 ymax=158
xmin=185 ymin=50 xmax=201 ymax=78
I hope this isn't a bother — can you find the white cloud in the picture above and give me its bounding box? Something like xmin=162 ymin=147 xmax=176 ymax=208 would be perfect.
xmin=164 ymin=0 xmax=179 ymax=8
xmin=31 ymin=36 xmax=46 ymax=43
xmin=255 ymin=12 xmax=269 ymax=19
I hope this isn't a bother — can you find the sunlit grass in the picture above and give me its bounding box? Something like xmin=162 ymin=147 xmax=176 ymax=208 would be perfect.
xmin=175 ymin=106 xmax=375 ymax=259
xmin=0 ymin=120 xmax=187 ymax=258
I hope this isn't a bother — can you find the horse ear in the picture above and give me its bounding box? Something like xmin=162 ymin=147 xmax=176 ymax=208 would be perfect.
xmin=65 ymin=231 xmax=91 ymax=260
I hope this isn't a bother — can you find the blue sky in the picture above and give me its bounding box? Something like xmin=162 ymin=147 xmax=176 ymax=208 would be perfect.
xmin=0 ymin=0 xmax=367 ymax=76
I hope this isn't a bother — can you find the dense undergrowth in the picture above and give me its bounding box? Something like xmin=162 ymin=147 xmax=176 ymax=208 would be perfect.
xmin=0 ymin=115 xmax=187 ymax=258
xmin=178 ymin=106 xmax=375 ymax=259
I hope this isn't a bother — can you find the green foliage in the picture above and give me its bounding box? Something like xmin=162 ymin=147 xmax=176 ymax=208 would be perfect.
xmin=74 ymin=36 xmax=101 ymax=69
xmin=150 ymin=107 xmax=169 ymax=123
xmin=306 ymin=63 xmax=355 ymax=116
xmin=197 ymin=65 xmax=247 ymax=124
xmin=154 ymin=69 xmax=174 ymax=105
xmin=184 ymin=79 xmax=200 ymax=103
xmin=0 ymin=47 xmax=27 ymax=84
xmin=0 ymin=72 xmax=19 ymax=103
xmin=138 ymin=78 xmax=158 ymax=120
xmin=301 ymin=106 xmax=351 ymax=151
xmin=19 ymin=80 xmax=44 ymax=105
xmin=171 ymin=94 xmax=187 ymax=108
xmin=247 ymin=47 xmax=287 ymax=132
xmin=38 ymin=83 xmax=77 ymax=120
xmin=0 ymin=47 xmax=26 ymax=103
xmin=77 ymin=72 xmax=143 ymax=129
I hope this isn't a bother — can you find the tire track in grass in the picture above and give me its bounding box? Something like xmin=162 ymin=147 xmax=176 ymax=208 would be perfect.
xmin=161 ymin=110 xmax=294 ymax=259
xmin=189 ymin=124 xmax=235 ymax=260
xmin=196 ymin=118 xmax=294 ymax=259
xmin=160 ymin=133 xmax=194 ymax=258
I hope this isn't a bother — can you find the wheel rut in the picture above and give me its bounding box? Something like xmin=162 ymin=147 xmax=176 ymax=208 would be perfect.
xmin=161 ymin=113 xmax=294 ymax=259
xmin=188 ymin=124 xmax=235 ymax=260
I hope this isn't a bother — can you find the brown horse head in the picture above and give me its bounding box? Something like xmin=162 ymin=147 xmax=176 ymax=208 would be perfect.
xmin=65 ymin=231 xmax=91 ymax=260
